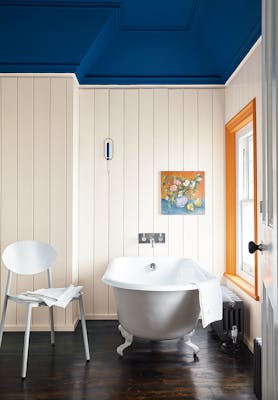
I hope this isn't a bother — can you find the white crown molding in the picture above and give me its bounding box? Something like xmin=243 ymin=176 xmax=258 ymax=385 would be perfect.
xmin=78 ymin=84 xmax=225 ymax=89
xmin=0 ymin=73 xmax=225 ymax=88
xmin=0 ymin=72 xmax=77 ymax=78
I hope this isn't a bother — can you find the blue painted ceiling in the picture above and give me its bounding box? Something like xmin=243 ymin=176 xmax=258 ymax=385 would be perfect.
xmin=0 ymin=0 xmax=261 ymax=84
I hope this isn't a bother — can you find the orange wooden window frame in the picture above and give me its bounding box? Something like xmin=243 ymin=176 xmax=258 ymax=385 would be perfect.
xmin=225 ymin=98 xmax=259 ymax=301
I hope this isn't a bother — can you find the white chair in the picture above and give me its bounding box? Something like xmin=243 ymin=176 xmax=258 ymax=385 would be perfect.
xmin=0 ymin=240 xmax=90 ymax=378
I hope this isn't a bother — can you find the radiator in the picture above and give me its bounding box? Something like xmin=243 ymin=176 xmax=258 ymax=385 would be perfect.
xmin=211 ymin=285 xmax=244 ymax=342
xmin=253 ymin=337 xmax=262 ymax=400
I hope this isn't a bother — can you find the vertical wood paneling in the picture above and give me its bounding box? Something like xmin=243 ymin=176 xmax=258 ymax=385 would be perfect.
xmin=0 ymin=76 xmax=75 ymax=330
xmin=93 ymin=89 xmax=109 ymax=315
xmin=212 ymin=89 xmax=225 ymax=277
xmin=77 ymin=86 xmax=226 ymax=318
xmin=50 ymin=78 xmax=68 ymax=325
xmin=153 ymin=89 xmax=169 ymax=257
xmin=225 ymin=42 xmax=262 ymax=345
xmin=33 ymin=77 xmax=51 ymax=326
xmin=78 ymin=89 xmax=94 ymax=317
xmin=66 ymin=78 xmax=74 ymax=325
xmin=0 ymin=78 xmax=227 ymax=325
xmin=198 ymin=90 xmax=213 ymax=272
xmin=72 ymin=81 xmax=80 ymax=322
xmin=226 ymin=45 xmax=262 ymax=125
xmin=168 ymin=90 xmax=184 ymax=256
xmin=109 ymin=90 xmax=124 ymax=314
xmin=138 ymin=89 xmax=154 ymax=257
xmin=123 ymin=90 xmax=139 ymax=256
xmin=1 ymin=78 xmax=18 ymax=326
xmin=183 ymin=90 xmax=198 ymax=260
xmin=17 ymin=78 xmax=34 ymax=326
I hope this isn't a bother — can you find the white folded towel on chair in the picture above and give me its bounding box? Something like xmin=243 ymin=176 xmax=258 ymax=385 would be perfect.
xmin=193 ymin=278 xmax=223 ymax=328
xmin=20 ymin=285 xmax=83 ymax=308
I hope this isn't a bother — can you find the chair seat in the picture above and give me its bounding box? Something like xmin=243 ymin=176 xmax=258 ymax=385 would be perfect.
xmin=9 ymin=288 xmax=81 ymax=307
xmin=8 ymin=294 xmax=44 ymax=305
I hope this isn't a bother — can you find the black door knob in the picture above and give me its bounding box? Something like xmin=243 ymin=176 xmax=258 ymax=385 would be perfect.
xmin=248 ymin=241 xmax=264 ymax=254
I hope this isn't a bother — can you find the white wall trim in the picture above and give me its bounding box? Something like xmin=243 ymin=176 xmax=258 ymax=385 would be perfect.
xmin=86 ymin=314 xmax=118 ymax=320
xmin=225 ymin=36 xmax=262 ymax=86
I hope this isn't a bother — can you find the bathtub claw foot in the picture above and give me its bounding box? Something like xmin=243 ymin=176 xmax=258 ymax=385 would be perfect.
xmin=117 ymin=325 xmax=133 ymax=356
xmin=183 ymin=331 xmax=200 ymax=357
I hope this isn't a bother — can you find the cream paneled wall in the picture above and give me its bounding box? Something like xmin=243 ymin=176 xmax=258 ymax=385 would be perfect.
xmin=224 ymin=40 xmax=262 ymax=349
xmin=78 ymin=87 xmax=225 ymax=319
xmin=0 ymin=76 xmax=78 ymax=331
xmin=0 ymin=53 xmax=261 ymax=331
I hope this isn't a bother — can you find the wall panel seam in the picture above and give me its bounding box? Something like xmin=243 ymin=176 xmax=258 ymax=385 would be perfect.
xmin=182 ymin=90 xmax=185 ymax=255
xmin=93 ymin=89 xmax=96 ymax=314
xmin=65 ymin=79 xmax=68 ymax=326
xmin=123 ymin=91 xmax=126 ymax=256
xmin=138 ymin=90 xmax=140 ymax=256
xmin=107 ymin=89 xmax=110 ymax=314
xmin=212 ymin=90 xmax=215 ymax=275
xmin=32 ymin=78 xmax=35 ymax=244
xmin=0 ymin=77 xmax=2 ymax=310
xmin=91 ymin=89 xmax=95 ymax=314
xmin=167 ymin=89 xmax=170 ymax=256
xmin=49 ymin=79 xmax=52 ymax=248
xmin=197 ymin=90 xmax=200 ymax=261
xmin=16 ymin=77 xmax=19 ymax=325
xmin=152 ymin=88 xmax=155 ymax=249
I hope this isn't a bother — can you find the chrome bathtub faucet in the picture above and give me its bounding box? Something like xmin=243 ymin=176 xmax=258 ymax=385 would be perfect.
xmin=138 ymin=233 xmax=166 ymax=246
xmin=149 ymin=263 xmax=157 ymax=271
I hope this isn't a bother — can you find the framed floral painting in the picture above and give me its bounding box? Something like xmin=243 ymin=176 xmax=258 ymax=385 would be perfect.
xmin=161 ymin=171 xmax=205 ymax=215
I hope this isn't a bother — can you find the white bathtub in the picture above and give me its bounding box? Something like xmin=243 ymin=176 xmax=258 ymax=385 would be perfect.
xmin=102 ymin=257 xmax=216 ymax=356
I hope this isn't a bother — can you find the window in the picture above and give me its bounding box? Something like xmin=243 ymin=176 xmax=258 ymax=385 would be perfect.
xmin=225 ymin=99 xmax=259 ymax=300
xmin=236 ymin=124 xmax=254 ymax=284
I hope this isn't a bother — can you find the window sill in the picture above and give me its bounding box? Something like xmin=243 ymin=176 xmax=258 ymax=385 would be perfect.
xmin=224 ymin=273 xmax=260 ymax=301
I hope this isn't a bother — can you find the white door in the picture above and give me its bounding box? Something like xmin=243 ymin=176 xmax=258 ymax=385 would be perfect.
xmin=261 ymin=0 xmax=278 ymax=398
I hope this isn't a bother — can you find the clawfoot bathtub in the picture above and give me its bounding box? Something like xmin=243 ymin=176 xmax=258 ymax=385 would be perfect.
xmin=102 ymin=257 xmax=217 ymax=357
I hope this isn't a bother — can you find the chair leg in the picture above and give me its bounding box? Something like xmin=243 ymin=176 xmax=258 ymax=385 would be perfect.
xmin=78 ymin=295 xmax=90 ymax=361
xmin=0 ymin=295 xmax=9 ymax=348
xmin=22 ymin=303 xmax=33 ymax=379
xmin=49 ymin=307 xmax=55 ymax=345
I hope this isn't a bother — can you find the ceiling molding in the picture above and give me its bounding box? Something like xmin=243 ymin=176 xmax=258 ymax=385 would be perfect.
xmin=0 ymin=62 xmax=78 ymax=65
xmin=0 ymin=1 xmax=122 ymax=8
xmin=225 ymin=36 xmax=262 ymax=87
xmin=80 ymin=75 xmax=223 ymax=85
xmin=120 ymin=0 xmax=198 ymax=32
xmin=76 ymin=13 xmax=118 ymax=81
xmin=121 ymin=26 xmax=188 ymax=32
xmin=79 ymin=84 xmax=225 ymax=89
xmin=222 ymin=18 xmax=261 ymax=83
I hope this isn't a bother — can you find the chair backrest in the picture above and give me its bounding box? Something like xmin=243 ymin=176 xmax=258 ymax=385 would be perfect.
xmin=2 ymin=241 xmax=57 ymax=275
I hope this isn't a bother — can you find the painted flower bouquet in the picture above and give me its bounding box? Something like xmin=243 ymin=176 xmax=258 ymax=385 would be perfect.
xmin=161 ymin=171 xmax=205 ymax=214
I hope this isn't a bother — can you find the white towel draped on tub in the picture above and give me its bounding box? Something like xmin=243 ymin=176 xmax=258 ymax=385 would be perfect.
xmin=193 ymin=278 xmax=223 ymax=328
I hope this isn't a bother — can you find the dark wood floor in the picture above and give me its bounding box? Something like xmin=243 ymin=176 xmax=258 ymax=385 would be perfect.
xmin=0 ymin=321 xmax=256 ymax=400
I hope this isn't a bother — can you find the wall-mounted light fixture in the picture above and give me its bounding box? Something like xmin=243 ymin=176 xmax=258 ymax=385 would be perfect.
xmin=104 ymin=138 xmax=113 ymax=161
